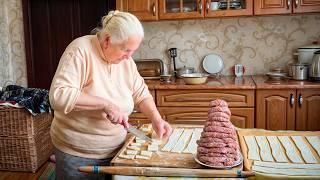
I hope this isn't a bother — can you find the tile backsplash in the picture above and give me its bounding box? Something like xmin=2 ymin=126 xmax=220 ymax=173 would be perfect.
xmin=134 ymin=14 xmax=320 ymax=75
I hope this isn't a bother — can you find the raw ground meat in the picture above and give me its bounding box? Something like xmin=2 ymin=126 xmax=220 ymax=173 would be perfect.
xmin=205 ymin=121 xmax=234 ymax=128
xmin=203 ymin=125 xmax=235 ymax=134
xmin=197 ymin=137 xmax=236 ymax=144
xmin=208 ymin=106 xmax=231 ymax=116
xmin=197 ymin=146 xmax=237 ymax=154
xmin=197 ymin=152 xmax=238 ymax=159
xmin=208 ymin=112 xmax=230 ymax=120
xmin=209 ymin=99 xmax=228 ymax=107
xmin=198 ymin=156 xmax=235 ymax=166
xmin=201 ymin=131 xmax=237 ymax=140
xmin=197 ymin=141 xmax=238 ymax=148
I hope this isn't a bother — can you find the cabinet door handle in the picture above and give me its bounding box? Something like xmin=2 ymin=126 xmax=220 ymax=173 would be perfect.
xmin=290 ymin=93 xmax=294 ymax=107
xmin=298 ymin=94 xmax=303 ymax=107
xmin=152 ymin=3 xmax=156 ymax=16
xmin=199 ymin=0 xmax=203 ymax=14
xmin=287 ymin=0 xmax=291 ymax=9
xmin=295 ymin=0 xmax=298 ymax=8
xmin=206 ymin=0 xmax=210 ymax=14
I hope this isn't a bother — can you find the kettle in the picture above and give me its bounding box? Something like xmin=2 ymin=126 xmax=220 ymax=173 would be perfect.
xmin=310 ymin=50 xmax=320 ymax=81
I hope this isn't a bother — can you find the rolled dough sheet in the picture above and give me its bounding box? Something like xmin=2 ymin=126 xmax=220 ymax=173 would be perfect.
xmin=171 ymin=128 xmax=193 ymax=153
xmin=255 ymin=136 xmax=274 ymax=162
xmin=278 ymin=136 xmax=303 ymax=163
xmin=252 ymin=165 xmax=320 ymax=176
xmin=306 ymin=136 xmax=320 ymax=157
xmin=266 ymin=136 xmax=288 ymax=162
xmin=182 ymin=128 xmax=202 ymax=154
xmin=291 ymin=136 xmax=317 ymax=163
xmin=244 ymin=136 xmax=261 ymax=161
xmin=161 ymin=128 xmax=184 ymax=152
xmin=254 ymin=161 xmax=320 ymax=169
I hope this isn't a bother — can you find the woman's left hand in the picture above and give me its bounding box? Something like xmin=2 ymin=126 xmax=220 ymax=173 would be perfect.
xmin=152 ymin=119 xmax=172 ymax=139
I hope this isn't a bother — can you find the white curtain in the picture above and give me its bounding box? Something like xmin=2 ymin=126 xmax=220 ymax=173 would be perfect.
xmin=0 ymin=0 xmax=27 ymax=88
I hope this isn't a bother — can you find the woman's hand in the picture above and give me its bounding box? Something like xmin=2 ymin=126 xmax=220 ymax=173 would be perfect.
xmin=152 ymin=118 xmax=172 ymax=139
xmin=104 ymin=103 xmax=129 ymax=128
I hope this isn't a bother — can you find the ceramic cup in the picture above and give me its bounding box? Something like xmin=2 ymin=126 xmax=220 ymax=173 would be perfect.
xmin=210 ymin=2 xmax=219 ymax=10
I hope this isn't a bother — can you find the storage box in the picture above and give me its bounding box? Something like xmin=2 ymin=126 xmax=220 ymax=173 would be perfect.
xmin=0 ymin=107 xmax=53 ymax=172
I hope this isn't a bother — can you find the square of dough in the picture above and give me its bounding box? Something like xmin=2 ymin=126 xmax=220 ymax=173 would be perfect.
xmin=126 ymin=149 xmax=138 ymax=155
xmin=119 ymin=154 xmax=135 ymax=160
xmin=136 ymin=139 xmax=146 ymax=144
xmin=140 ymin=150 xmax=153 ymax=157
xmin=135 ymin=155 xmax=150 ymax=160
xmin=148 ymin=145 xmax=158 ymax=152
xmin=127 ymin=146 xmax=141 ymax=151
xmin=130 ymin=142 xmax=142 ymax=146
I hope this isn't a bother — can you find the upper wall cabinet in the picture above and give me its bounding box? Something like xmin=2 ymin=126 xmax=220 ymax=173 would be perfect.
xmin=204 ymin=0 xmax=253 ymax=18
xmin=255 ymin=0 xmax=320 ymax=15
xmin=116 ymin=0 xmax=158 ymax=21
xmin=117 ymin=0 xmax=253 ymax=21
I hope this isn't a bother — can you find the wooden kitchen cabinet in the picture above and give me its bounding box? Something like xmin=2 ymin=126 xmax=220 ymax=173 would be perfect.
xmin=156 ymin=89 xmax=255 ymax=128
xmin=116 ymin=0 xmax=158 ymax=21
xmin=159 ymin=0 xmax=253 ymax=20
xmin=128 ymin=90 xmax=155 ymax=125
xmin=254 ymin=0 xmax=320 ymax=15
xmin=296 ymin=89 xmax=320 ymax=131
xmin=256 ymin=89 xmax=296 ymax=130
xmin=118 ymin=0 xmax=253 ymax=21
xmin=256 ymin=89 xmax=320 ymax=131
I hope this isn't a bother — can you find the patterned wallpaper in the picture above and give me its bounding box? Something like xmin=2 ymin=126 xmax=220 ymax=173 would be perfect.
xmin=0 ymin=0 xmax=319 ymax=88
xmin=134 ymin=14 xmax=320 ymax=75
xmin=0 ymin=0 xmax=27 ymax=88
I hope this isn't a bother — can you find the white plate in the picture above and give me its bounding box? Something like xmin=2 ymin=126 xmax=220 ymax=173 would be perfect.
xmin=202 ymin=54 xmax=224 ymax=74
xmin=194 ymin=151 xmax=243 ymax=169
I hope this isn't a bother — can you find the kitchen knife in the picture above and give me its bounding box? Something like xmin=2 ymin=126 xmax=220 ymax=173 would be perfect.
xmin=126 ymin=124 xmax=152 ymax=142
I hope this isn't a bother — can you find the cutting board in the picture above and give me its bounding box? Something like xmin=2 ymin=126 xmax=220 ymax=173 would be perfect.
xmin=237 ymin=128 xmax=320 ymax=171
xmin=111 ymin=124 xmax=243 ymax=171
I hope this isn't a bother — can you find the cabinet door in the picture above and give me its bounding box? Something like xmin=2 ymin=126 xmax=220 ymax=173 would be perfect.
xmin=256 ymin=90 xmax=296 ymax=130
xmin=158 ymin=107 xmax=254 ymax=128
xmin=296 ymin=89 xmax=320 ymax=131
xmin=159 ymin=0 xmax=204 ymax=20
xmin=254 ymin=0 xmax=292 ymax=15
xmin=205 ymin=0 xmax=253 ymax=17
xmin=117 ymin=0 xmax=158 ymax=21
xmin=293 ymin=0 xmax=320 ymax=13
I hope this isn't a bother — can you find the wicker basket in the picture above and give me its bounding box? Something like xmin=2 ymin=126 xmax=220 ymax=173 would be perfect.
xmin=0 ymin=107 xmax=53 ymax=172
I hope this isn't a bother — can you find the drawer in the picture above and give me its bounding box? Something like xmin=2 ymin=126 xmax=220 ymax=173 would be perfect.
xmin=156 ymin=90 xmax=254 ymax=107
xmin=158 ymin=107 xmax=254 ymax=128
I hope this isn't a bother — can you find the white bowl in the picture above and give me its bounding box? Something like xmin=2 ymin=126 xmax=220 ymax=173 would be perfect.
xmin=180 ymin=73 xmax=208 ymax=85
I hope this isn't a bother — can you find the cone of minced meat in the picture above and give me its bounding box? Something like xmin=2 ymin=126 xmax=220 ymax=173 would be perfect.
xmin=196 ymin=99 xmax=238 ymax=167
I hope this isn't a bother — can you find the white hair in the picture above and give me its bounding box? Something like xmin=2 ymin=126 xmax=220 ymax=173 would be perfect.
xmin=101 ymin=10 xmax=144 ymax=44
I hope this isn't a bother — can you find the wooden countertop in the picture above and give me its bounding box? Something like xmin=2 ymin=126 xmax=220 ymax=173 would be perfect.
xmin=252 ymin=75 xmax=320 ymax=89
xmin=144 ymin=75 xmax=320 ymax=90
xmin=145 ymin=76 xmax=256 ymax=90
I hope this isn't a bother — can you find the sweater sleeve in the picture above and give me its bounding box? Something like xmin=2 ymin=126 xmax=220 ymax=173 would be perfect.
xmin=49 ymin=46 xmax=87 ymax=114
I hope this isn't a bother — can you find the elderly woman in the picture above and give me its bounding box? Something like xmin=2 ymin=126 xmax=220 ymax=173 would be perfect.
xmin=49 ymin=10 xmax=172 ymax=179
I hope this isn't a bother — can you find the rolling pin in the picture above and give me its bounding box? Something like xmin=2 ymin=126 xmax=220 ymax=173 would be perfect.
xmin=78 ymin=166 xmax=255 ymax=178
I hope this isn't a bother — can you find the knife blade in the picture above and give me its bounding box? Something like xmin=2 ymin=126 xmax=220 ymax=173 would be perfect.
xmin=126 ymin=124 xmax=152 ymax=142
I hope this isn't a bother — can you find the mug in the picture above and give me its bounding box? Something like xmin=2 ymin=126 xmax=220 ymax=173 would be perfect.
xmin=234 ymin=64 xmax=245 ymax=77
xmin=210 ymin=2 xmax=219 ymax=10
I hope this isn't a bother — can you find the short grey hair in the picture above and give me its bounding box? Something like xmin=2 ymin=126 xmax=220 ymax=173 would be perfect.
xmin=101 ymin=10 xmax=144 ymax=44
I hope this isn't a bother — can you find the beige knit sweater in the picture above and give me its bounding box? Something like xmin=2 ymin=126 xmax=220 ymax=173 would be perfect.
xmin=49 ymin=35 xmax=152 ymax=159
